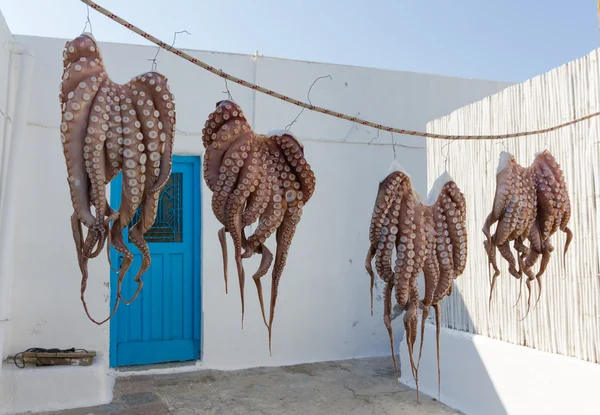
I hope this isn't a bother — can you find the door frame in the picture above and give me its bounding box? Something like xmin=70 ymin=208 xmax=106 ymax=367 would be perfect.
xmin=108 ymin=155 xmax=202 ymax=368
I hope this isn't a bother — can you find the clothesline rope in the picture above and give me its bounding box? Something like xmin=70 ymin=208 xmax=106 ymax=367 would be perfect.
xmin=81 ymin=0 xmax=600 ymax=141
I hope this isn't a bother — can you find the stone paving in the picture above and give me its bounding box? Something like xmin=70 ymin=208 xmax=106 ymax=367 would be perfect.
xmin=36 ymin=357 xmax=459 ymax=415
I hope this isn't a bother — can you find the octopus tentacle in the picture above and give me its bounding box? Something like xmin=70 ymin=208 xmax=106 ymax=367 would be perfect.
xmin=113 ymin=95 xmax=147 ymax=304
xmin=71 ymin=211 xmax=121 ymax=325
xmin=251 ymin=243 xmax=273 ymax=329
xmin=85 ymin=84 xmax=111 ymax=261
xmin=218 ymin=227 xmax=229 ymax=293
xmin=382 ymin=282 xmax=398 ymax=382
xmin=433 ymin=302 xmax=442 ymax=401
xmin=375 ymin=185 xmax=403 ymax=286
xmin=226 ymin=139 xmax=264 ymax=327
xmin=403 ymin=279 xmax=420 ymax=401
xmin=497 ymin=242 xmax=519 ymax=279
xmin=432 ymin=203 xmax=455 ymax=304
xmin=417 ymin=217 xmax=438 ymax=372
xmin=562 ymin=226 xmax=573 ymax=266
xmin=267 ymin=210 xmax=299 ymax=356
xmin=125 ymin=81 xmax=164 ymax=295
xmin=366 ymin=173 xmax=402 ymax=313
xmin=227 ymin=193 xmax=249 ymax=328
xmin=393 ymin=179 xmax=417 ymax=309
xmin=142 ymin=73 xmax=176 ymax=194
xmin=444 ymin=182 xmax=468 ymax=276
xmin=365 ymin=245 xmax=376 ymax=316
xmin=241 ymin=151 xmax=272 ymax=229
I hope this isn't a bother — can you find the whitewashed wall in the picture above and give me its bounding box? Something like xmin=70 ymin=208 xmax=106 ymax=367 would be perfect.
xmin=5 ymin=33 xmax=510 ymax=372
xmin=426 ymin=49 xmax=600 ymax=364
xmin=0 ymin=4 xmax=15 ymax=371
xmin=0 ymin=15 xmax=12 ymax=196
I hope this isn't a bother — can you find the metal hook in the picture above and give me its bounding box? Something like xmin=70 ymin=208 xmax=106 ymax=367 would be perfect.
xmin=485 ymin=146 xmax=492 ymax=166
xmin=223 ymin=77 xmax=233 ymax=100
xmin=82 ymin=5 xmax=93 ymax=33
xmin=391 ymin=132 xmax=397 ymax=160
xmin=440 ymin=137 xmax=458 ymax=172
xmin=285 ymin=75 xmax=332 ymax=131
xmin=148 ymin=30 xmax=191 ymax=72
xmin=368 ymin=129 xmax=380 ymax=145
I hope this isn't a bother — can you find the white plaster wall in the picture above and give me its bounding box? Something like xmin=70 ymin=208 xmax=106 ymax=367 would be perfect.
xmin=0 ymin=11 xmax=13 ymax=185
xmin=6 ymin=34 xmax=511 ymax=373
xmin=400 ymin=325 xmax=600 ymax=415
xmin=0 ymin=6 xmax=15 ymax=360
xmin=0 ymin=358 xmax=113 ymax=415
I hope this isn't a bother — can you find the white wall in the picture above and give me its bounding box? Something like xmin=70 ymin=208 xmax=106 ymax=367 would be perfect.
xmin=426 ymin=48 xmax=600 ymax=365
xmin=400 ymin=325 xmax=600 ymax=415
xmin=5 ymin=33 xmax=510 ymax=375
xmin=0 ymin=5 xmax=15 ymax=361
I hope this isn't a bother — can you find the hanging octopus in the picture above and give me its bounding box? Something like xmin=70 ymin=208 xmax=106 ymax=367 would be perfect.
xmin=201 ymin=101 xmax=316 ymax=354
xmin=60 ymin=33 xmax=176 ymax=324
xmin=482 ymin=152 xmax=537 ymax=310
xmin=483 ymin=150 xmax=572 ymax=315
xmin=523 ymin=151 xmax=573 ymax=305
xmin=415 ymin=172 xmax=468 ymax=401
xmin=366 ymin=165 xmax=467 ymax=403
xmin=365 ymin=162 xmax=414 ymax=381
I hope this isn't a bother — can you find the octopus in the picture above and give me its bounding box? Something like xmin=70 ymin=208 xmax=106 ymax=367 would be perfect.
xmin=483 ymin=151 xmax=572 ymax=316
xmin=201 ymin=101 xmax=316 ymax=354
xmin=524 ymin=150 xmax=573 ymax=306
xmin=416 ymin=172 xmax=468 ymax=400
xmin=366 ymin=164 xmax=467 ymax=402
xmin=483 ymin=152 xmax=536 ymax=309
xmin=365 ymin=162 xmax=415 ymax=382
xmin=60 ymin=33 xmax=176 ymax=324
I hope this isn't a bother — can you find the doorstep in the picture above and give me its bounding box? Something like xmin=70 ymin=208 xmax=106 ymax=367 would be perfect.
xmin=0 ymin=356 xmax=113 ymax=415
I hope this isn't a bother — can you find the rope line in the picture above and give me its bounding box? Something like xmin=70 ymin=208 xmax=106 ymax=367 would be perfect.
xmin=81 ymin=0 xmax=600 ymax=140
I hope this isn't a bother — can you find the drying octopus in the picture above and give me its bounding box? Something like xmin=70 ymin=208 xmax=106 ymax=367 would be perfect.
xmin=59 ymin=33 xmax=176 ymax=324
xmin=483 ymin=150 xmax=572 ymax=315
xmin=365 ymin=164 xmax=467 ymax=401
xmin=201 ymin=100 xmax=315 ymax=354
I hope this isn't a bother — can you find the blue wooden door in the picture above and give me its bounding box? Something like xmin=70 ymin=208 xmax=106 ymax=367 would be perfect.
xmin=109 ymin=156 xmax=201 ymax=367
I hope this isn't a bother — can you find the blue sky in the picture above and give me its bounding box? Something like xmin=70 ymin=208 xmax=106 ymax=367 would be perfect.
xmin=0 ymin=0 xmax=596 ymax=82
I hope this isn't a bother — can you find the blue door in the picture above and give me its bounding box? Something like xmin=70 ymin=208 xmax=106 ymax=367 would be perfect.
xmin=109 ymin=156 xmax=201 ymax=367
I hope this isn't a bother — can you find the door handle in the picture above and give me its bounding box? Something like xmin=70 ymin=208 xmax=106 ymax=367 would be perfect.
xmin=118 ymin=255 xmax=124 ymax=270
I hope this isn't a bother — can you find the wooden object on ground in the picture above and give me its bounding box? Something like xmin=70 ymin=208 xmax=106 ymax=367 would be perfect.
xmin=8 ymin=351 xmax=96 ymax=367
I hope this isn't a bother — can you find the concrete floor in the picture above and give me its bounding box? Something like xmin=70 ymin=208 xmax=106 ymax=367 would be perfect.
xmin=37 ymin=357 xmax=458 ymax=415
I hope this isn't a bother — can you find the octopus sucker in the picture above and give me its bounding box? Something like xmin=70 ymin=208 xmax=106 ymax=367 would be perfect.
xmin=201 ymin=102 xmax=315 ymax=352
xmin=60 ymin=34 xmax=176 ymax=324
xmin=485 ymin=150 xmax=572 ymax=314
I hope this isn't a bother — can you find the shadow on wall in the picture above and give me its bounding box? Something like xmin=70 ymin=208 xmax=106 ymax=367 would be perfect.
xmin=400 ymin=281 xmax=508 ymax=415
